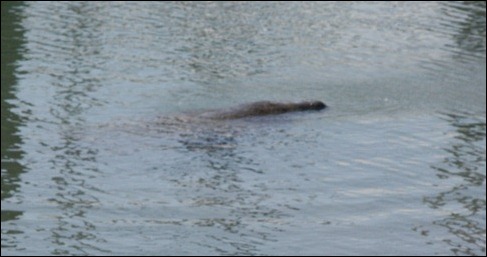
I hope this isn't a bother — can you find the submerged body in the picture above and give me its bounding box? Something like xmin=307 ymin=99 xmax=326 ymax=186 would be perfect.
xmin=201 ymin=100 xmax=326 ymax=120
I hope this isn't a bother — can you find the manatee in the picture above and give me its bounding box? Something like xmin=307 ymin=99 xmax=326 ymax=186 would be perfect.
xmin=83 ymin=100 xmax=326 ymax=153
xmin=199 ymin=100 xmax=326 ymax=120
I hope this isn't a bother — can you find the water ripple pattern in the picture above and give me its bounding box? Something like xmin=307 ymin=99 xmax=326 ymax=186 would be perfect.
xmin=1 ymin=2 xmax=485 ymax=256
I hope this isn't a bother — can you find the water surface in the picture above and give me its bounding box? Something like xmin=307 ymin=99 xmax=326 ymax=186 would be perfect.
xmin=1 ymin=1 xmax=486 ymax=255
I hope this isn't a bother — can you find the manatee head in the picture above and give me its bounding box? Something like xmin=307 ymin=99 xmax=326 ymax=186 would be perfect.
xmin=296 ymin=101 xmax=326 ymax=111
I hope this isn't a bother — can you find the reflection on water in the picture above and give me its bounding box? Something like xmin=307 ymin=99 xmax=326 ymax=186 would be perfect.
xmin=161 ymin=120 xmax=280 ymax=255
xmin=1 ymin=1 xmax=26 ymax=219
xmin=418 ymin=1 xmax=486 ymax=77
xmin=424 ymin=113 xmax=486 ymax=255
xmin=440 ymin=1 xmax=486 ymax=56
xmin=1 ymin=2 xmax=28 ymax=253
xmin=45 ymin=131 xmax=106 ymax=255
xmin=2 ymin=1 xmax=486 ymax=256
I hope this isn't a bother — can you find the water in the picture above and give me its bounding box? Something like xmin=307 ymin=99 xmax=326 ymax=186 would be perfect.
xmin=1 ymin=1 xmax=485 ymax=255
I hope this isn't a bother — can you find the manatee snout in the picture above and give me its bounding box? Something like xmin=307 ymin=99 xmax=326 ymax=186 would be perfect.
xmin=305 ymin=101 xmax=326 ymax=110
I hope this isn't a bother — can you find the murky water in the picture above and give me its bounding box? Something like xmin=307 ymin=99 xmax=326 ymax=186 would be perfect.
xmin=2 ymin=2 xmax=485 ymax=255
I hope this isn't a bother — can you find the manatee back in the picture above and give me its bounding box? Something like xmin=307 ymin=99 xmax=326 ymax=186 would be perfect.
xmin=201 ymin=101 xmax=326 ymax=120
